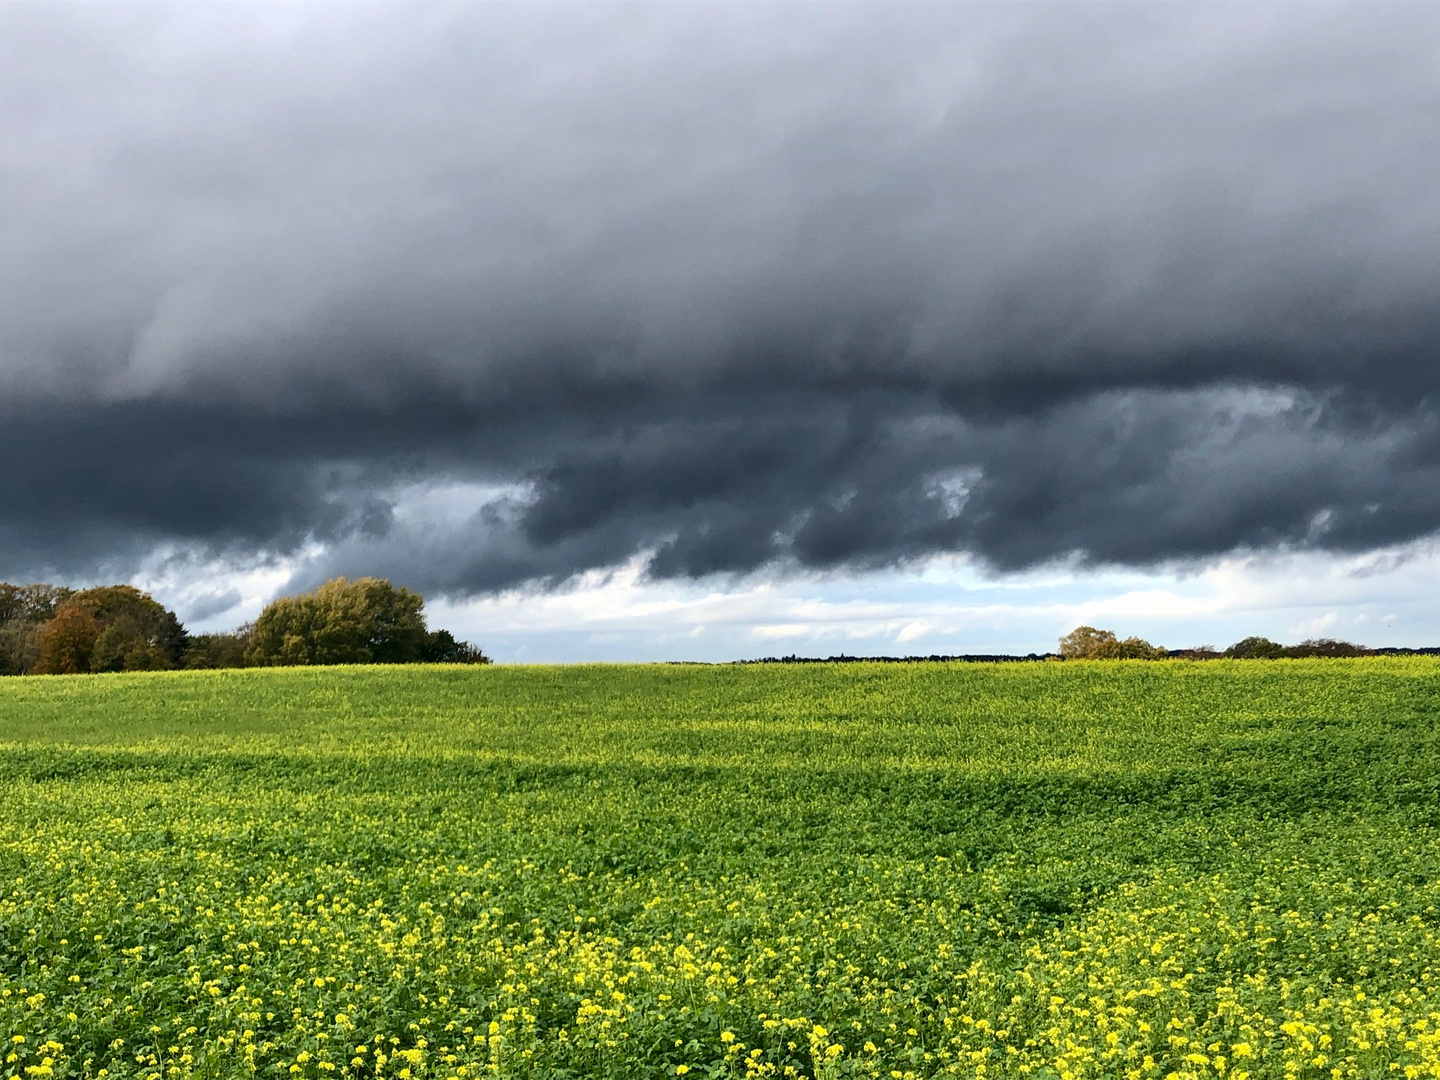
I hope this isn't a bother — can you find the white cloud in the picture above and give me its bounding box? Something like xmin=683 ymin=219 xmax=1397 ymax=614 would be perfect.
xmin=130 ymin=534 xmax=1440 ymax=662
xmin=125 ymin=543 xmax=322 ymax=629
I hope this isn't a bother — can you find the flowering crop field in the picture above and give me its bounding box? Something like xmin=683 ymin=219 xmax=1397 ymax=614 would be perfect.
xmin=4 ymin=660 xmax=1440 ymax=1080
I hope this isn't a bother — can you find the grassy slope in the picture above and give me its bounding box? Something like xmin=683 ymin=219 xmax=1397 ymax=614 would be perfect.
xmin=2 ymin=659 xmax=1440 ymax=1079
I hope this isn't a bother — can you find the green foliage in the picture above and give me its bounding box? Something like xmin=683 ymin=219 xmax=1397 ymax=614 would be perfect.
xmin=1059 ymin=625 xmax=1165 ymax=659
xmin=1222 ymin=636 xmax=1371 ymax=659
xmin=1114 ymin=634 xmax=1166 ymax=659
xmin=1224 ymin=635 xmax=1290 ymax=659
xmin=1286 ymin=637 xmax=1371 ymax=658
xmin=420 ymin=628 xmax=491 ymax=664
xmin=0 ymin=576 xmax=485 ymax=675
xmin=245 ymin=577 xmax=428 ymax=666
xmin=2 ymin=660 xmax=1440 ymax=1078
xmin=1061 ymin=630 xmax=1375 ymax=662
xmin=32 ymin=585 xmax=186 ymax=674
xmin=0 ymin=583 xmax=73 ymax=675
xmin=1059 ymin=624 xmax=1119 ymax=657
xmin=183 ymin=626 xmax=252 ymax=669
xmin=0 ymin=582 xmax=72 ymax=625
xmin=1166 ymin=645 xmax=1221 ymax=659
xmin=0 ymin=619 xmax=44 ymax=676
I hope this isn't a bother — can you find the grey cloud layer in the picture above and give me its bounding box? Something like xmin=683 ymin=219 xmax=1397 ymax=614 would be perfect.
xmin=3 ymin=4 xmax=1439 ymax=592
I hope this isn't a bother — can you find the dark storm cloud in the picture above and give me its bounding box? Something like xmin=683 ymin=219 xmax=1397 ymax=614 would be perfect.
xmin=4 ymin=3 xmax=1440 ymax=592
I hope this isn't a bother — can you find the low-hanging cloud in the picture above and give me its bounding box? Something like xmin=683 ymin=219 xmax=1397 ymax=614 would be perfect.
xmin=4 ymin=3 xmax=1440 ymax=595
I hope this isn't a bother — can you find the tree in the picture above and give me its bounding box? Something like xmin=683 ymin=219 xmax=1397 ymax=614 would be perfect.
xmin=32 ymin=586 xmax=186 ymax=674
xmin=1059 ymin=626 xmax=1121 ymax=659
xmin=0 ymin=583 xmax=72 ymax=626
xmin=1223 ymin=636 xmax=1288 ymax=659
xmin=420 ymin=628 xmax=490 ymax=665
xmin=0 ymin=583 xmax=75 ymax=674
xmin=1167 ymin=646 xmax=1221 ymax=660
xmin=0 ymin=620 xmax=44 ymax=675
xmin=1059 ymin=626 xmax=1165 ymax=660
xmin=33 ymin=605 xmax=101 ymax=674
xmin=184 ymin=626 xmax=252 ymax=669
xmin=245 ymin=577 xmax=429 ymax=666
xmin=1115 ymin=636 xmax=1167 ymax=660
xmin=1285 ymin=638 xmax=1370 ymax=658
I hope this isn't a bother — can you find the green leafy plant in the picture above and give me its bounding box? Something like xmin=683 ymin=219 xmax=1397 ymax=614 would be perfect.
xmin=1 ymin=659 xmax=1438 ymax=1078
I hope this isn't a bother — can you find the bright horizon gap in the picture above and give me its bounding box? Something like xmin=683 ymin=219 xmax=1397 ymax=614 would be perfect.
xmin=103 ymin=539 xmax=1440 ymax=664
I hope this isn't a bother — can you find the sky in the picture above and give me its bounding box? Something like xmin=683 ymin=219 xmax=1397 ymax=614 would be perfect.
xmin=6 ymin=3 xmax=1440 ymax=661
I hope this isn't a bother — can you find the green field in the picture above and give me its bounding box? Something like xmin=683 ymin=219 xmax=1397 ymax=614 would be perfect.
xmin=4 ymin=660 xmax=1440 ymax=1080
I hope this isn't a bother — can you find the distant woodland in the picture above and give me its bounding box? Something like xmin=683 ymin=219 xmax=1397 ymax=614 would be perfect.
xmin=1057 ymin=625 xmax=1374 ymax=660
xmin=0 ymin=576 xmax=487 ymax=675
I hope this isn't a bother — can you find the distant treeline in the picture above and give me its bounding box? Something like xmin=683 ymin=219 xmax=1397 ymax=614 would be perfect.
xmin=0 ymin=576 xmax=488 ymax=675
xmin=735 ymin=628 xmax=1430 ymax=665
xmin=733 ymin=653 xmax=1058 ymax=664
xmin=1057 ymin=625 xmax=1381 ymax=660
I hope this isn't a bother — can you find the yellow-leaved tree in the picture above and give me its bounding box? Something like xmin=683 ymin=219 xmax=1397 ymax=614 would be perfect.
xmin=1058 ymin=625 xmax=1165 ymax=660
xmin=244 ymin=576 xmax=487 ymax=667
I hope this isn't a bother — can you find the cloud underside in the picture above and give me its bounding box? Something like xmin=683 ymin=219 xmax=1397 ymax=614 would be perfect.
xmin=4 ymin=4 xmax=1440 ymax=594
xmin=7 ymin=382 xmax=1439 ymax=594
